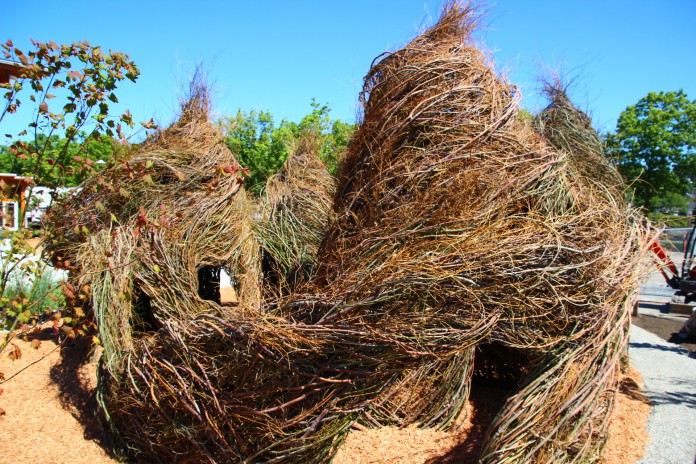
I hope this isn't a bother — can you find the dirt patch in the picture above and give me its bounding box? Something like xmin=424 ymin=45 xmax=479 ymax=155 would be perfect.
xmin=25 ymin=237 xmax=43 ymax=252
xmin=633 ymin=313 xmax=696 ymax=353
xmin=334 ymin=376 xmax=649 ymax=464
xmin=333 ymin=386 xmax=507 ymax=464
xmin=220 ymin=286 xmax=238 ymax=304
xmin=0 ymin=330 xmax=117 ymax=464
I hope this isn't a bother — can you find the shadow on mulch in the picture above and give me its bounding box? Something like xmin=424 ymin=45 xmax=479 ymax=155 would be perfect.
xmin=619 ymin=376 xmax=651 ymax=404
xmin=47 ymin=337 xmax=117 ymax=457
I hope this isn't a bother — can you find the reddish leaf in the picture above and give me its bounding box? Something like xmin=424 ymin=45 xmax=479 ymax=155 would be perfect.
xmin=140 ymin=118 xmax=156 ymax=129
xmin=39 ymin=101 xmax=48 ymax=112
xmin=7 ymin=344 xmax=22 ymax=361
xmin=53 ymin=318 xmax=64 ymax=334
xmin=61 ymin=283 xmax=75 ymax=300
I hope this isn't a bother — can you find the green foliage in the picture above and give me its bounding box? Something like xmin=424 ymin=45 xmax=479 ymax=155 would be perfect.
xmin=652 ymin=191 xmax=689 ymax=215
xmin=0 ymin=133 xmax=122 ymax=187
xmin=0 ymin=38 xmax=143 ymax=359
xmin=1 ymin=38 xmax=143 ymax=212
xmin=605 ymin=90 xmax=696 ymax=211
xmin=324 ymin=119 xmax=354 ymax=175
xmin=1 ymin=39 xmax=140 ymax=138
xmin=220 ymin=100 xmax=354 ymax=194
xmin=220 ymin=110 xmax=291 ymax=194
xmin=0 ymin=250 xmax=66 ymax=331
xmin=517 ymin=107 xmax=533 ymax=123
xmin=647 ymin=212 xmax=692 ymax=229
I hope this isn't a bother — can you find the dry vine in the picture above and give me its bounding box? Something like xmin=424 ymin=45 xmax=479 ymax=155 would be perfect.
xmin=46 ymin=4 xmax=652 ymax=463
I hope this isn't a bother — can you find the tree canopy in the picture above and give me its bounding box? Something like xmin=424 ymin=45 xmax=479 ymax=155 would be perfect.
xmin=0 ymin=133 xmax=124 ymax=187
xmin=605 ymin=90 xmax=696 ymax=211
xmin=219 ymin=100 xmax=354 ymax=194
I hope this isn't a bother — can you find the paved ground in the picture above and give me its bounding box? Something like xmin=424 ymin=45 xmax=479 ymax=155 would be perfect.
xmin=634 ymin=250 xmax=696 ymax=464
xmin=630 ymin=325 xmax=696 ymax=464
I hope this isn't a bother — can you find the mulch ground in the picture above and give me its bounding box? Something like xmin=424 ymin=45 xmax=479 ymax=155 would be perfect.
xmin=3 ymin=314 xmax=685 ymax=464
xmin=0 ymin=328 xmax=117 ymax=464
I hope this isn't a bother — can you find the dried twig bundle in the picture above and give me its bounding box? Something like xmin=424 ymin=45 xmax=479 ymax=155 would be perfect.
xmin=535 ymin=81 xmax=625 ymax=193
xmin=256 ymin=133 xmax=336 ymax=294
xmin=48 ymin=4 xmax=651 ymax=463
xmin=46 ymin=78 xmax=261 ymax=374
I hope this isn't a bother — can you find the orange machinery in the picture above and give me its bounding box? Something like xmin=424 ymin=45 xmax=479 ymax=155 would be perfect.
xmin=650 ymin=224 xmax=696 ymax=303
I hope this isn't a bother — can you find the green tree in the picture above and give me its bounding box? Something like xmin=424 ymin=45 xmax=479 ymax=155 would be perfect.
xmin=605 ymin=90 xmax=696 ymax=210
xmin=220 ymin=100 xmax=355 ymax=194
xmin=1 ymin=39 xmax=145 ymax=216
xmin=652 ymin=191 xmax=689 ymax=214
xmin=0 ymin=133 xmax=121 ymax=187
xmin=220 ymin=110 xmax=291 ymax=194
xmin=324 ymin=119 xmax=354 ymax=174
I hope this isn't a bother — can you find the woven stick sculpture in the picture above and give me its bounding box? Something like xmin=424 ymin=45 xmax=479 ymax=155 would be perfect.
xmin=47 ymin=4 xmax=651 ymax=463
xmin=46 ymin=79 xmax=261 ymax=375
xmin=256 ymin=134 xmax=336 ymax=296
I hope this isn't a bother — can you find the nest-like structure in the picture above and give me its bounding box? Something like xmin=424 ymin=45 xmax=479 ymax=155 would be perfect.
xmin=256 ymin=134 xmax=336 ymax=295
xmin=534 ymin=83 xmax=625 ymax=193
xmin=47 ymin=4 xmax=652 ymax=463
xmin=300 ymin=6 xmax=650 ymax=461
xmin=46 ymin=82 xmax=261 ymax=374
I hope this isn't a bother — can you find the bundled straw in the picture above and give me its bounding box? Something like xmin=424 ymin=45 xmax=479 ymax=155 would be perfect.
xmin=46 ymin=78 xmax=261 ymax=374
xmin=47 ymin=4 xmax=651 ymax=463
xmin=302 ymin=3 xmax=650 ymax=460
xmin=256 ymin=134 xmax=336 ymax=295
xmin=534 ymin=82 xmax=625 ymax=193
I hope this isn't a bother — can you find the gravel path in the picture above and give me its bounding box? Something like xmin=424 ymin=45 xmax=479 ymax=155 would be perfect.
xmin=630 ymin=325 xmax=696 ymax=464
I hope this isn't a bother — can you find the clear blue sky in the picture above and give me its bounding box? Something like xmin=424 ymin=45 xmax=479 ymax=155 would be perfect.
xmin=3 ymin=1 xmax=695 ymax=137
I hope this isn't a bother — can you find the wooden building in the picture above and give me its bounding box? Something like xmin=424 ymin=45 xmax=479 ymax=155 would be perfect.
xmin=0 ymin=58 xmax=21 ymax=85
xmin=1 ymin=60 xmax=30 ymax=230
xmin=0 ymin=173 xmax=31 ymax=230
